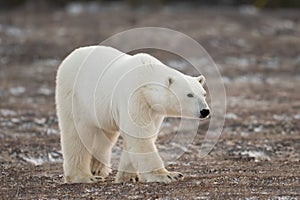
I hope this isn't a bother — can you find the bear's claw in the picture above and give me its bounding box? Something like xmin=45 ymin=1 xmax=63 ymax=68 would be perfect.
xmin=90 ymin=157 xmax=112 ymax=178
xmin=115 ymin=172 xmax=140 ymax=183
xmin=90 ymin=176 xmax=104 ymax=182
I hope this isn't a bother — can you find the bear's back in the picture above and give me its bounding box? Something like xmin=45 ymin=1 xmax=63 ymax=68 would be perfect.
xmin=56 ymin=46 xmax=128 ymax=93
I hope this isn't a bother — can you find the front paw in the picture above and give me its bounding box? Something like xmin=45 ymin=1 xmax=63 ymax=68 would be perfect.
xmin=115 ymin=171 xmax=139 ymax=183
xmin=140 ymin=169 xmax=183 ymax=183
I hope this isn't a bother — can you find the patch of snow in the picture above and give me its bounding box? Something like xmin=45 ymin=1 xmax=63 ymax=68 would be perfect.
xmin=234 ymin=38 xmax=247 ymax=47
xmin=221 ymin=76 xmax=230 ymax=84
xmin=240 ymin=131 xmax=249 ymax=137
xmin=234 ymin=75 xmax=263 ymax=84
xmin=277 ymin=196 xmax=298 ymax=200
xmin=273 ymin=114 xmax=291 ymax=121
xmin=66 ymin=2 xmax=101 ymax=15
xmin=37 ymin=87 xmax=52 ymax=96
xmin=48 ymin=151 xmax=63 ymax=163
xmin=225 ymin=57 xmax=255 ymax=69
xmin=254 ymin=125 xmax=263 ymax=133
xmin=33 ymin=59 xmax=60 ymax=68
xmin=273 ymin=20 xmax=295 ymax=30
xmin=0 ymin=121 xmax=14 ymax=127
xmin=240 ymin=150 xmax=270 ymax=162
xmin=294 ymin=114 xmax=300 ymax=120
xmin=46 ymin=128 xmax=59 ymax=135
xmin=245 ymin=197 xmax=259 ymax=200
xmin=239 ymin=5 xmax=259 ymax=16
xmin=226 ymin=113 xmax=238 ymax=119
xmin=9 ymin=86 xmax=26 ymax=96
xmin=34 ymin=118 xmax=47 ymax=125
xmin=0 ymin=24 xmax=27 ymax=38
xmin=0 ymin=109 xmax=17 ymax=117
xmin=43 ymin=59 xmax=60 ymax=66
xmin=66 ymin=3 xmax=84 ymax=15
xmin=22 ymin=151 xmax=63 ymax=166
xmin=197 ymin=194 xmax=211 ymax=200
xmin=11 ymin=118 xmax=20 ymax=123
xmin=166 ymin=161 xmax=176 ymax=165
xmin=23 ymin=156 xmax=45 ymax=166
xmin=182 ymin=162 xmax=191 ymax=166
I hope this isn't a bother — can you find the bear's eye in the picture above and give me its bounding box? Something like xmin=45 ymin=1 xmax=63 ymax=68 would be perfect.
xmin=187 ymin=93 xmax=194 ymax=98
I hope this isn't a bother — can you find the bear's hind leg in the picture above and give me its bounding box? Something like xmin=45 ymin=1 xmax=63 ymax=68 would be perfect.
xmin=90 ymin=130 xmax=119 ymax=178
xmin=61 ymin=122 xmax=103 ymax=183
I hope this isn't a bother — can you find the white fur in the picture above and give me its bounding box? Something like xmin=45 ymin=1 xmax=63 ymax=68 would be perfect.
xmin=55 ymin=46 xmax=209 ymax=183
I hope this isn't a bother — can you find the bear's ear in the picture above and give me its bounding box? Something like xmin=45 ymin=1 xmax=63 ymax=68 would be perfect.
xmin=197 ymin=75 xmax=205 ymax=85
xmin=167 ymin=77 xmax=173 ymax=87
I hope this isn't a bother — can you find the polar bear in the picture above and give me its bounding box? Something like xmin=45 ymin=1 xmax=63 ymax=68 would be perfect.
xmin=55 ymin=45 xmax=210 ymax=184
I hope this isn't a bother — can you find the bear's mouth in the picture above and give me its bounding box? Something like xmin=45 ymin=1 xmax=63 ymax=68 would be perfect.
xmin=200 ymin=115 xmax=210 ymax=120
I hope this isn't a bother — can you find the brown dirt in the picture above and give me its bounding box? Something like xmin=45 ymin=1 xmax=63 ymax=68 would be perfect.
xmin=0 ymin=4 xmax=299 ymax=199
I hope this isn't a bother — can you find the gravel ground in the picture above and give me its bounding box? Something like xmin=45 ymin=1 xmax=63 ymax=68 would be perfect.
xmin=0 ymin=4 xmax=299 ymax=199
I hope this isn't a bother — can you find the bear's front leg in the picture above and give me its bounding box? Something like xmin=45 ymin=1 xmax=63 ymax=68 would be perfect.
xmin=115 ymin=142 xmax=139 ymax=183
xmin=120 ymin=134 xmax=183 ymax=183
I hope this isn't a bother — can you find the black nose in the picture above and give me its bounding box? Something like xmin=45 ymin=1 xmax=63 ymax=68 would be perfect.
xmin=200 ymin=109 xmax=210 ymax=118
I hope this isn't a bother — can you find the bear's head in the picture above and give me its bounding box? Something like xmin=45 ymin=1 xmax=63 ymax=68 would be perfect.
xmin=142 ymin=72 xmax=210 ymax=119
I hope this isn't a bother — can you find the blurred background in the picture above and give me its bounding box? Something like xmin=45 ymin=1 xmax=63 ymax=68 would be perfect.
xmin=0 ymin=0 xmax=299 ymax=199
xmin=2 ymin=0 xmax=300 ymax=9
